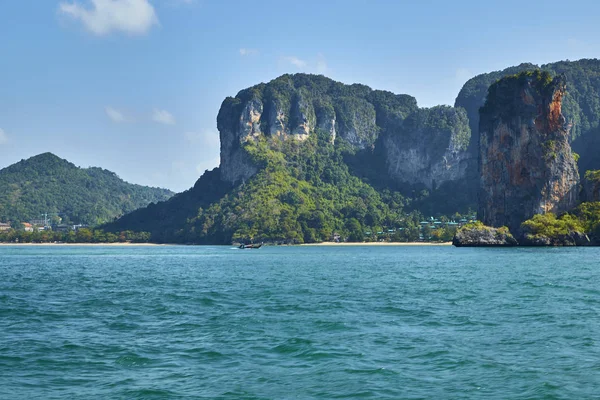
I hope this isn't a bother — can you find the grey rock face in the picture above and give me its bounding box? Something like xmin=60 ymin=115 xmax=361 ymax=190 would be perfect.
xmin=452 ymin=226 xmax=518 ymax=247
xmin=216 ymin=74 xmax=472 ymax=189
xmin=478 ymin=73 xmax=580 ymax=236
xmin=382 ymin=106 xmax=471 ymax=190
xmin=217 ymin=96 xmax=261 ymax=184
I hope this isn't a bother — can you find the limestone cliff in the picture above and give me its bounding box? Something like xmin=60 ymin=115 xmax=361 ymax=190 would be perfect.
xmin=456 ymin=59 xmax=600 ymax=193
xmin=217 ymin=74 xmax=471 ymax=192
xmin=382 ymin=106 xmax=470 ymax=190
xmin=478 ymin=71 xmax=580 ymax=235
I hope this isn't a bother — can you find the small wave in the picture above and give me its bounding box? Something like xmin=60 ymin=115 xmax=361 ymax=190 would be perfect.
xmin=115 ymin=353 xmax=153 ymax=368
xmin=120 ymin=388 xmax=179 ymax=398
xmin=344 ymin=367 xmax=397 ymax=376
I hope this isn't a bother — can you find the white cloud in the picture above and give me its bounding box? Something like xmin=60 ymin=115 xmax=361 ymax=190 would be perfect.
xmin=105 ymin=106 xmax=128 ymax=123
xmin=282 ymin=56 xmax=308 ymax=69
xmin=239 ymin=48 xmax=259 ymax=56
xmin=152 ymin=109 xmax=176 ymax=125
xmin=59 ymin=0 xmax=158 ymax=36
xmin=0 ymin=128 xmax=8 ymax=145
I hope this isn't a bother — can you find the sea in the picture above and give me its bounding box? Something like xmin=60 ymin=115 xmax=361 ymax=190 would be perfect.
xmin=1 ymin=245 xmax=599 ymax=399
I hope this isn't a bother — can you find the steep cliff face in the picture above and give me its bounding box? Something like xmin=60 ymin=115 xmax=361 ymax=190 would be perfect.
xmin=456 ymin=59 xmax=600 ymax=187
xmin=217 ymin=74 xmax=471 ymax=192
xmin=478 ymin=71 xmax=580 ymax=235
xmin=382 ymin=106 xmax=470 ymax=190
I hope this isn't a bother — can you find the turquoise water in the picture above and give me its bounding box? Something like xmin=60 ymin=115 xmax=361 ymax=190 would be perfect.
xmin=1 ymin=245 xmax=600 ymax=399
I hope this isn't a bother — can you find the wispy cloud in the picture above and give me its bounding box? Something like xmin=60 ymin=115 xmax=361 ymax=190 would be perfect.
xmin=59 ymin=0 xmax=158 ymax=36
xmin=105 ymin=106 xmax=128 ymax=123
xmin=282 ymin=56 xmax=308 ymax=68
xmin=152 ymin=109 xmax=176 ymax=125
xmin=0 ymin=128 xmax=8 ymax=145
xmin=239 ymin=48 xmax=259 ymax=56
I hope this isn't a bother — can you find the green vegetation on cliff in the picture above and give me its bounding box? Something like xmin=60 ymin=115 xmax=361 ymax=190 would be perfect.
xmin=519 ymin=204 xmax=600 ymax=245
xmin=189 ymin=131 xmax=409 ymax=244
xmin=521 ymin=213 xmax=584 ymax=239
xmin=0 ymin=153 xmax=174 ymax=225
xmin=573 ymin=202 xmax=600 ymax=239
xmin=105 ymin=128 xmax=469 ymax=244
xmin=108 ymin=61 xmax=600 ymax=245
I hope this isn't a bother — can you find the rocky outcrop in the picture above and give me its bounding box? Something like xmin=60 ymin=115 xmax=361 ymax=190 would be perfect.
xmin=217 ymin=74 xmax=471 ymax=190
xmin=520 ymin=231 xmax=591 ymax=246
xmin=478 ymin=71 xmax=580 ymax=236
xmin=382 ymin=106 xmax=470 ymax=190
xmin=452 ymin=224 xmax=518 ymax=247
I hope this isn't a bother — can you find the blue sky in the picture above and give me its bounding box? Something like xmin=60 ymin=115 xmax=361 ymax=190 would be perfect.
xmin=1 ymin=0 xmax=599 ymax=192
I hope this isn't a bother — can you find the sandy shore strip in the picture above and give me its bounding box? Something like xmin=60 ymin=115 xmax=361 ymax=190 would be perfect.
xmin=0 ymin=242 xmax=453 ymax=247
xmin=302 ymin=241 xmax=452 ymax=246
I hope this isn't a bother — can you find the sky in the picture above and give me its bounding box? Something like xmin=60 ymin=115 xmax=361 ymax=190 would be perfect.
xmin=1 ymin=0 xmax=599 ymax=192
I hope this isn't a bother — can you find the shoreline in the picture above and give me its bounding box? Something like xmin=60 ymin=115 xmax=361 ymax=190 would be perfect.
xmin=301 ymin=241 xmax=452 ymax=246
xmin=0 ymin=241 xmax=453 ymax=247
xmin=0 ymin=242 xmax=168 ymax=246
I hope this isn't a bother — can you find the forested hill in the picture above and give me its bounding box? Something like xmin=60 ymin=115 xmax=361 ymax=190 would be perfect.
xmin=105 ymin=73 xmax=476 ymax=244
xmin=106 ymin=59 xmax=600 ymax=245
xmin=0 ymin=153 xmax=174 ymax=225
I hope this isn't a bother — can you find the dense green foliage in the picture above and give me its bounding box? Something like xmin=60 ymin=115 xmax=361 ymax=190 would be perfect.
xmin=110 ymin=62 xmax=600 ymax=244
xmin=102 ymin=167 xmax=230 ymax=242
xmin=585 ymin=170 xmax=600 ymax=183
xmin=459 ymin=220 xmax=510 ymax=234
xmin=573 ymin=202 xmax=600 ymax=238
xmin=187 ymin=132 xmax=400 ymax=244
xmin=106 ymin=130 xmax=468 ymax=244
xmin=0 ymin=228 xmax=151 ymax=244
xmin=520 ymin=213 xmax=585 ymax=239
xmin=0 ymin=153 xmax=174 ymax=226
xmin=519 ymin=203 xmax=600 ymax=244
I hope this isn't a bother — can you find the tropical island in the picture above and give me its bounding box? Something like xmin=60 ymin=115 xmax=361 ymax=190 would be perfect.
xmin=2 ymin=59 xmax=600 ymax=246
